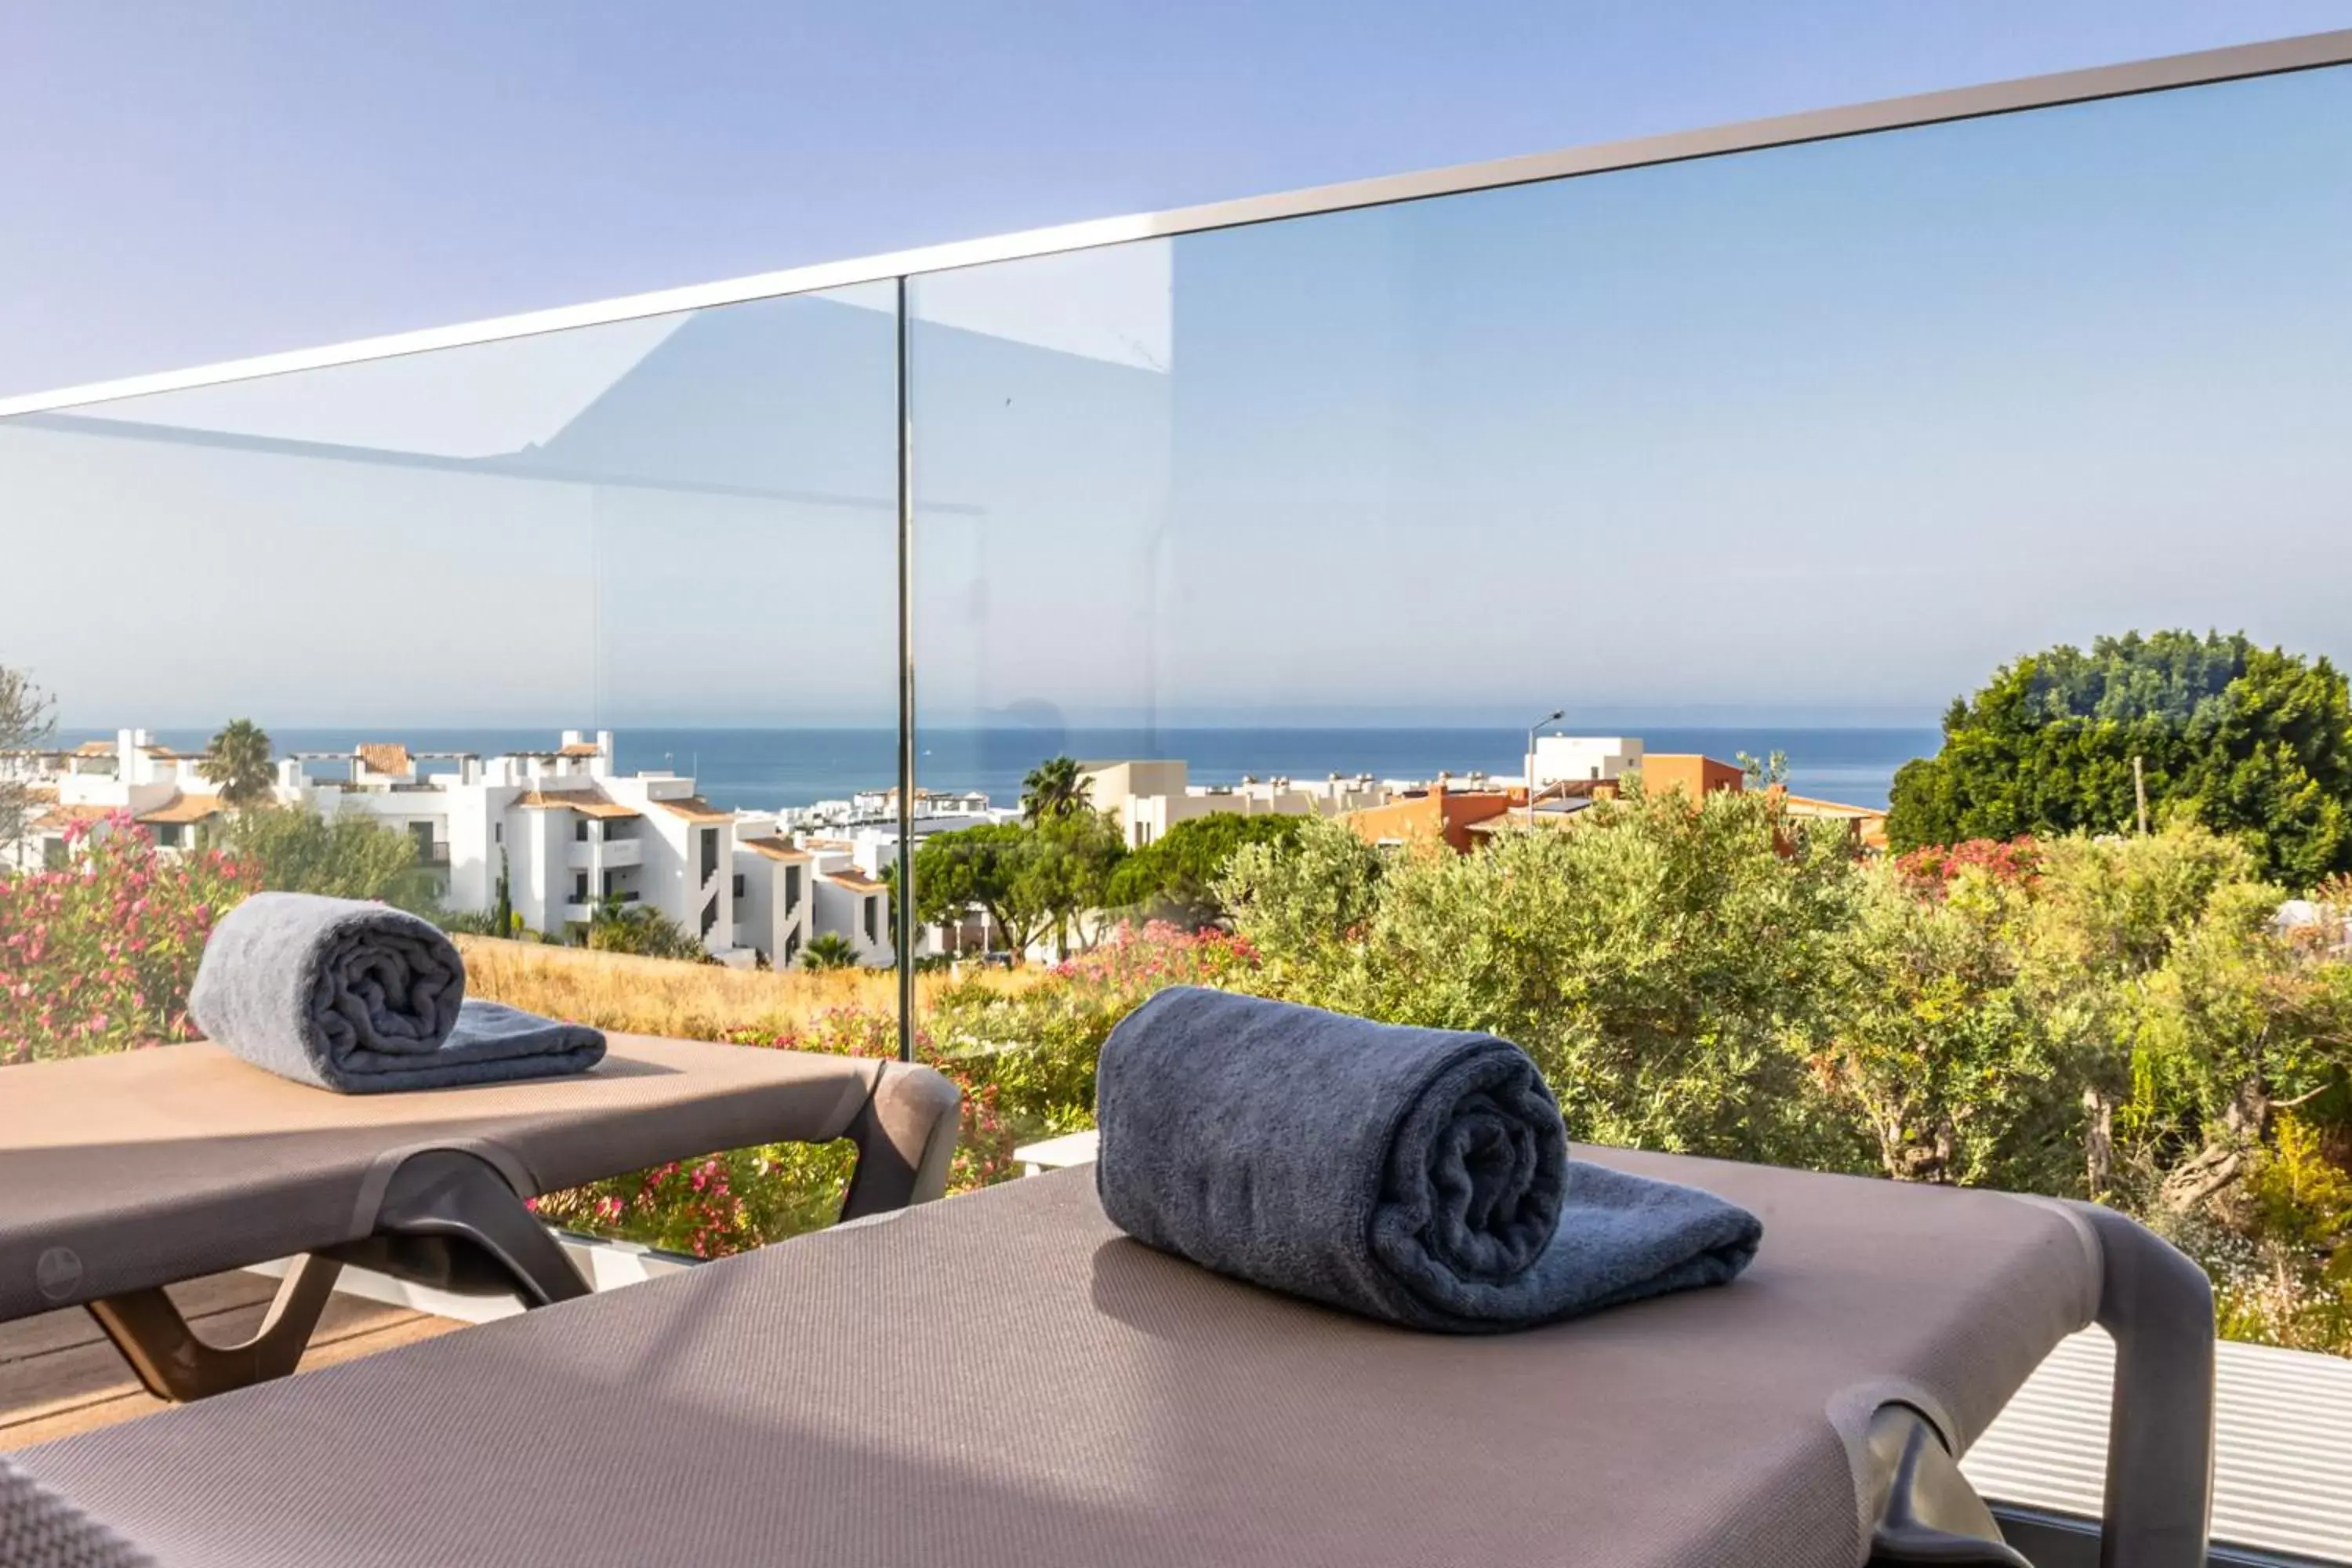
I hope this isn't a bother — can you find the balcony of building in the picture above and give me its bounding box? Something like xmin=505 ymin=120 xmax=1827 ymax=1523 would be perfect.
xmin=3 ymin=27 xmax=2351 ymax=1568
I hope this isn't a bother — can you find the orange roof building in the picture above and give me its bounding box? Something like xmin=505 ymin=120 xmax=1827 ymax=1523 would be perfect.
xmin=1344 ymin=781 xmax=1524 ymax=854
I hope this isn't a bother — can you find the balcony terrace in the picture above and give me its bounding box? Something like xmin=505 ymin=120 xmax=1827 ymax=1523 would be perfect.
xmin=4 ymin=24 xmax=2352 ymax=1568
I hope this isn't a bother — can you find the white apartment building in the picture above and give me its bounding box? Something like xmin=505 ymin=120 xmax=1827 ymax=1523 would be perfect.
xmin=1530 ymin=735 xmax=1644 ymax=789
xmin=731 ymin=817 xmax=816 ymax=971
xmin=261 ymin=731 xmax=746 ymax=957
xmin=2 ymin=730 xmax=227 ymax=871
xmin=4 ymin=729 xmax=756 ymax=960
xmin=779 ymin=785 xmax=996 ymax=833
xmin=806 ymin=846 xmax=894 ymax=967
xmin=1076 ymin=759 xmax=1389 ymax=850
xmin=3 ymin=728 xmax=950 ymax=970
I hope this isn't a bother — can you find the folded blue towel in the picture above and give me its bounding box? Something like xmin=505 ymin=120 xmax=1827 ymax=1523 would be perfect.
xmin=188 ymin=892 xmax=605 ymax=1093
xmin=1094 ymin=986 xmax=1761 ymax=1332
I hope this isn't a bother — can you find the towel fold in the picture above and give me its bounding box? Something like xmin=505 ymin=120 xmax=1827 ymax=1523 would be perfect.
xmin=188 ymin=892 xmax=605 ymax=1093
xmin=1094 ymin=986 xmax=1761 ymax=1332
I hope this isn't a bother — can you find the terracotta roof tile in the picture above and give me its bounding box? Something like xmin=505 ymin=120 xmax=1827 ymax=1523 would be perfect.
xmin=738 ymin=835 xmax=812 ymax=862
xmin=33 ymin=804 xmax=117 ymax=830
xmin=136 ymin=792 xmax=227 ymax=825
xmin=355 ymin=742 xmax=411 ymax=777
xmin=652 ymin=795 xmax=733 ymax=824
xmin=513 ymin=789 xmax=639 ymax=820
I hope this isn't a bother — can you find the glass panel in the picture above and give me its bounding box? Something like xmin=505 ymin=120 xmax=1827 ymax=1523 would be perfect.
xmin=0 ymin=282 xmax=899 ymax=1254
xmin=910 ymin=64 xmax=2352 ymax=1367
xmin=906 ymin=244 xmax=1174 ymax=1184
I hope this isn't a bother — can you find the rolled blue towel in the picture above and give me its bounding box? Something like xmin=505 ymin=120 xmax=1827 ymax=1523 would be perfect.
xmin=188 ymin=892 xmax=605 ymax=1093
xmin=1094 ymin=987 xmax=1762 ymax=1332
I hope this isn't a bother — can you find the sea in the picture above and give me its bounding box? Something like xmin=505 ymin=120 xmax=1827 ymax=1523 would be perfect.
xmin=78 ymin=726 xmax=1940 ymax=815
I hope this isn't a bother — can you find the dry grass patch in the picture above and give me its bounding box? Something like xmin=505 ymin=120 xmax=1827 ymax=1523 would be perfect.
xmin=452 ymin=936 xmax=1036 ymax=1040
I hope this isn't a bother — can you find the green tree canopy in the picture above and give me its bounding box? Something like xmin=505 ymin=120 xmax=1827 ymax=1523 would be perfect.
xmin=198 ymin=718 xmax=277 ymax=808
xmin=911 ymin=811 xmax=1127 ymax=960
xmin=0 ymin=665 xmax=54 ymax=857
xmin=223 ymin=804 xmax=436 ymax=910
xmin=911 ymin=821 xmax=1054 ymax=958
xmin=1222 ymin=792 xmax=1869 ymax=1168
xmin=1887 ymin=631 xmax=2352 ymax=887
xmin=1025 ymin=808 xmax=1127 ymax=960
xmin=1108 ymin=811 xmax=1307 ymax=927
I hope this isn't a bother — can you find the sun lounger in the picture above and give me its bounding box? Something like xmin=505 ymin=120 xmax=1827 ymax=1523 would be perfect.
xmin=6 ymin=1146 xmax=2212 ymax=1567
xmin=0 ymin=1035 xmax=960 ymax=1402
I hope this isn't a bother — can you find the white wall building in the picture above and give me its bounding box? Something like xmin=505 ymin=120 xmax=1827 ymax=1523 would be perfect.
xmin=2 ymin=729 xmax=227 ymax=871
xmin=779 ymin=786 xmax=997 ymax=834
xmin=800 ymin=839 xmax=894 ymax=966
xmin=264 ymin=731 xmax=746 ymax=955
xmin=731 ymin=816 xmax=815 ymax=971
xmin=5 ymin=728 xmax=760 ymax=961
xmin=1530 ymin=735 xmax=1644 ymax=789
xmin=1077 ymin=758 xmax=1388 ymax=850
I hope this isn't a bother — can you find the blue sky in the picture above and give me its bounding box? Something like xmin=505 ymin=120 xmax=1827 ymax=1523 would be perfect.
xmin=2 ymin=8 xmax=2349 ymax=733
xmin=4 ymin=2 xmax=2350 ymax=397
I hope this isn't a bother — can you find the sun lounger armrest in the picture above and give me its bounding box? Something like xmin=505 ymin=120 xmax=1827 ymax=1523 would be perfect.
xmin=2067 ymin=1201 xmax=2215 ymax=1568
xmin=839 ymin=1062 xmax=961 ymax=1221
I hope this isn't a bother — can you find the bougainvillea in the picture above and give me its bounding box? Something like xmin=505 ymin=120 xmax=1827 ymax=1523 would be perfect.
xmin=533 ymin=1004 xmax=1022 ymax=1259
xmin=0 ymin=815 xmax=259 ymax=1065
xmin=1894 ymin=836 xmax=2042 ymax=898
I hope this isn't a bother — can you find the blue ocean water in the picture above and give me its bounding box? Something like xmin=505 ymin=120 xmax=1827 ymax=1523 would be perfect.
xmin=85 ymin=725 xmax=1937 ymax=814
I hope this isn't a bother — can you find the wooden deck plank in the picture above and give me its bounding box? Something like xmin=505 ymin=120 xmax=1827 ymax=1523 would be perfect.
xmin=0 ymin=1272 xmax=281 ymax=1363
xmin=1 ymin=1272 xmax=464 ymax=1453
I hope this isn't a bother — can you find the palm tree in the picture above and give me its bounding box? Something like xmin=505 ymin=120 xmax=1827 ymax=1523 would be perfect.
xmin=800 ymin=932 xmax=859 ymax=971
xmin=1021 ymin=755 xmax=1091 ymax=825
xmin=199 ymin=719 xmax=276 ymax=808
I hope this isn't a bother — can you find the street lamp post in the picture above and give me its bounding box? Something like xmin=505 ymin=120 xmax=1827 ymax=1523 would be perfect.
xmin=1526 ymin=709 xmax=1564 ymax=827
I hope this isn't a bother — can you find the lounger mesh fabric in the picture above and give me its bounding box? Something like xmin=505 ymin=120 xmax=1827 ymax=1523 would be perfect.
xmin=0 ymin=1457 xmax=152 ymax=1568
xmin=0 ymin=1036 xmax=885 ymax=1320
xmin=16 ymin=1150 xmax=2103 ymax=1568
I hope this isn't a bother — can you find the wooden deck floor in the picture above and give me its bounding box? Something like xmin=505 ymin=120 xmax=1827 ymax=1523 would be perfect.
xmin=0 ymin=1272 xmax=464 ymax=1451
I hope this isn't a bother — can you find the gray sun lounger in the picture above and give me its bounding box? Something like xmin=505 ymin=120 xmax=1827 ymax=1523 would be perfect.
xmin=0 ymin=1034 xmax=960 ymax=1402
xmin=6 ymin=1148 xmax=2212 ymax=1568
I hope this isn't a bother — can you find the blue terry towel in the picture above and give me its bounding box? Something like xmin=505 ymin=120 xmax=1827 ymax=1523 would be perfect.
xmin=188 ymin=892 xmax=605 ymax=1093
xmin=1094 ymin=986 xmax=1762 ymax=1332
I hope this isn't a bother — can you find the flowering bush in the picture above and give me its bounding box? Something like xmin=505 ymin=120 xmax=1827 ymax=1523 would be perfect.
xmin=530 ymin=1144 xmax=855 ymax=1258
xmin=531 ymin=923 xmax=1261 ymax=1258
xmin=928 ymin=921 xmax=1263 ymax=1134
xmin=0 ymin=815 xmax=258 ymax=1064
xmin=1894 ymin=836 xmax=2042 ymax=896
xmin=533 ymin=1004 xmax=1022 ymax=1259
xmin=747 ymin=1005 xmax=1019 ymax=1196
xmin=1049 ymin=919 xmax=1260 ymax=993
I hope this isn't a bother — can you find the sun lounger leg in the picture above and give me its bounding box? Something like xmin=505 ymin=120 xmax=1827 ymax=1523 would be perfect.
xmin=2072 ymin=1203 xmax=2215 ymax=1568
xmin=370 ymin=1149 xmax=594 ymax=1308
xmin=838 ymin=1062 xmax=962 ymax=1221
xmin=85 ymin=1251 xmax=345 ymax=1403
